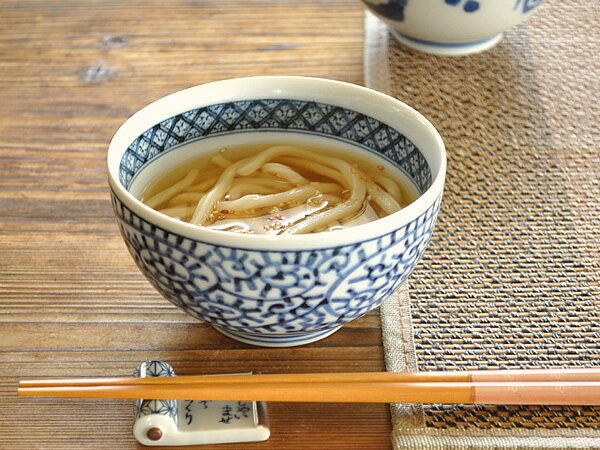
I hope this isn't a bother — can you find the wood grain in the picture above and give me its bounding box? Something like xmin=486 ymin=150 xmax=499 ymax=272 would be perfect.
xmin=0 ymin=0 xmax=394 ymax=448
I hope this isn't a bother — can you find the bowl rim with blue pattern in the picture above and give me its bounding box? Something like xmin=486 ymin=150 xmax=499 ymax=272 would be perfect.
xmin=106 ymin=76 xmax=446 ymax=347
xmin=108 ymin=76 xmax=446 ymax=250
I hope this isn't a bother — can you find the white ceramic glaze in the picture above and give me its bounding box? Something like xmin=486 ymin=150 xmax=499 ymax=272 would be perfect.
xmin=361 ymin=0 xmax=544 ymax=56
xmin=107 ymin=76 xmax=446 ymax=346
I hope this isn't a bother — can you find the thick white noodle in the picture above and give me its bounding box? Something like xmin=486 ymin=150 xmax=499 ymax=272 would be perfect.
xmin=227 ymin=183 xmax=279 ymax=200
xmin=373 ymin=174 xmax=403 ymax=204
xmin=158 ymin=205 xmax=195 ymax=220
xmin=310 ymin=193 xmax=342 ymax=205
xmin=231 ymin=176 xmax=290 ymax=187
xmin=282 ymin=162 xmax=367 ymax=234
xmin=210 ymin=153 xmax=233 ymax=168
xmin=167 ymin=191 xmax=203 ymax=207
xmin=144 ymin=168 xmax=199 ymax=209
xmin=309 ymin=182 xmax=343 ymax=195
xmin=238 ymin=145 xmax=350 ymax=185
xmin=190 ymin=158 xmax=251 ymax=224
xmin=217 ymin=185 xmax=318 ymax=212
xmin=260 ymin=162 xmax=308 ymax=185
xmin=275 ymin=156 xmax=348 ymax=187
xmin=367 ymin=181 xmax=401 ymax=215
xmin=185 ymin=175 xmax=220 ymax=193
xmin=192 ymin=146 xmax=350 ymax=225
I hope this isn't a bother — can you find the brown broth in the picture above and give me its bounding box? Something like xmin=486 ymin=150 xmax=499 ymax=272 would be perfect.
xmin=138 ymin=141 xmax=419 ymax=234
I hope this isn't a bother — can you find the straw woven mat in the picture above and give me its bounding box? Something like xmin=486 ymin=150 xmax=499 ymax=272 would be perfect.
xmin=365 ymin=1 xmax=599 ymax=448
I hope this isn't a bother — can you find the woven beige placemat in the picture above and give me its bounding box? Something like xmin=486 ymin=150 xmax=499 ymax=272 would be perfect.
xmin=365 ymin=0 xmax=600 ymax=447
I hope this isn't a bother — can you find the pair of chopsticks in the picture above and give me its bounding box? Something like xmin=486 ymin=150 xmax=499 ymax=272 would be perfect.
xmin=18 ymin=368 xmax=600 ymax=405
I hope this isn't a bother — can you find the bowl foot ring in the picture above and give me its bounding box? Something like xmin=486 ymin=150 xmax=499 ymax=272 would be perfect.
xmin=391 ymin=31 xmax=503 ymax=56
xmin=213 ymin=326 xmax=342 ymax=347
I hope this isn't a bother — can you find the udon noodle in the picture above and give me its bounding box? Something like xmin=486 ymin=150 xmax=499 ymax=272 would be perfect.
xmin=140 ymin=144 xmax=414 ymax=235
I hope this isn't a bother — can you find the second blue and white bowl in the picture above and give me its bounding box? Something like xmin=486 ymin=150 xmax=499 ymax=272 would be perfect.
xmin=362 ymin=0 xmax=545 ymax=56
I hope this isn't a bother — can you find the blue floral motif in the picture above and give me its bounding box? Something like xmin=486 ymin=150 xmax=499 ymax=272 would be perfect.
xmin=445 ymin=0 xmax=480 ymax=13
xmin=514 ymin=0 xmax=543 ymax=14
xmin=365 ymin=0 xmax=483 ymax=20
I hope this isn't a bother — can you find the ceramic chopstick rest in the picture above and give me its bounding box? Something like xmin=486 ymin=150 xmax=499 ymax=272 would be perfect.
xmin=132 ymin=361 xmax=270 ymax=446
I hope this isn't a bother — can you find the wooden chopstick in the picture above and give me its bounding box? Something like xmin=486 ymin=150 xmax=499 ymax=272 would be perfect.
xmin=17 ymin=381 xmax=600 ymax=405
xmin=18 ymin=368 xmax=600 ymax=388
xmin=17 ymin=369 xmax=600 ymax=405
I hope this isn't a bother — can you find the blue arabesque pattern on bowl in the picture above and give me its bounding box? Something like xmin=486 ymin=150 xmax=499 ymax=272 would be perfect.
xmin=113 ymin=194 xmax=440 ymax=339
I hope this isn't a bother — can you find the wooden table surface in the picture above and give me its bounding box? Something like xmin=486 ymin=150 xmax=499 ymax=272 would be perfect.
xmin=0 ymin=1 xmax=393 ymax=448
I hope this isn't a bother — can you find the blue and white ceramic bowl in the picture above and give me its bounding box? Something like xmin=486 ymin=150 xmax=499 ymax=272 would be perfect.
xmin=107 ymin=77 xmax=446 ymax=347
xmin=362 ymin=0 xmax=544 ymax=56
